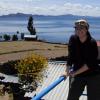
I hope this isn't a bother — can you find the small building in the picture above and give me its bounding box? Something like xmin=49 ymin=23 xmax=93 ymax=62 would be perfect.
xmin=24 ymin=35 xmax=37 ymax=41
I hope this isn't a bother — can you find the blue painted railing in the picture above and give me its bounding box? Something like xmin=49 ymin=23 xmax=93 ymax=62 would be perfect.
xmin=31 ymin=76 xmax=87 ymax=100
xmin=31 ymin=76 xmax=65 ymax=100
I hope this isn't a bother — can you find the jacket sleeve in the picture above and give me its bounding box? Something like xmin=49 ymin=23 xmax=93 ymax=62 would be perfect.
xmin=85 ymin=39 xmax=98 ymax=69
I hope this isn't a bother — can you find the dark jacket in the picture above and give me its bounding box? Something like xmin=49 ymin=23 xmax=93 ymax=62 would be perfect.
xmin=67 ymin=34 xmax=100 ymax=77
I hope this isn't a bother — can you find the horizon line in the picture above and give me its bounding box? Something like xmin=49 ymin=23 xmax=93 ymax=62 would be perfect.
xmin=0 ymin=13 xmax=100 ymax=18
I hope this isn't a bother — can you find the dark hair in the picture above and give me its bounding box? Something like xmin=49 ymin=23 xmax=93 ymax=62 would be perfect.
xmin=87 ymin=31 xmax=91 ymax=38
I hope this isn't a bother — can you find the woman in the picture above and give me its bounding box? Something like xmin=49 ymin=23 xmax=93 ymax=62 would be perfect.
xmin=64 ymin=19 xmax=100 ymax=100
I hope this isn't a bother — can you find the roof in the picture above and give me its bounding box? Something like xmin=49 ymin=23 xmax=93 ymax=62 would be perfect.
xmin=25 ymin=61 xmax=87 ymax=100
xmin=97 ymin=41 xmax=100 ymax=47
xmin=0 ymin=73 xmax=19 ymax=84
xmin=24 ymin=35 xmax=37 ymax=38
xmin=97 ymin=41 xmax=100 ymax=59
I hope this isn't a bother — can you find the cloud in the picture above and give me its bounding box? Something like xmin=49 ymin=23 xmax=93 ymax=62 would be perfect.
xmin=0 ymin=2 xmax=100 ymax=16
xmin=26 ymin=0 xmax=32 ymax=1
xmin=26 ymin=0 xmax=44 ymax=2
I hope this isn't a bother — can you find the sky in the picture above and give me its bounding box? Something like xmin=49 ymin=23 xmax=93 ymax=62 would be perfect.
xmin=0 ymin=0 xmax=100 ymax=16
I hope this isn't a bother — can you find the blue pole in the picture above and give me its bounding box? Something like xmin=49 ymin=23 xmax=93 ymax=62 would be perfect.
xmin=31 ymin=76 xmax=65 ymax=100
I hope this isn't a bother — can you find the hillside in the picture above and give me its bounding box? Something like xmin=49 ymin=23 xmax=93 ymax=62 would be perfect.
xmin=0 ymin=13 xmax=100 ymax=20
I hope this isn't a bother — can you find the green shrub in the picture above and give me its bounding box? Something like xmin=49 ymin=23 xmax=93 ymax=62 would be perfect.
xmin=12 ymin=35 xmax=18 ymax=41
xmin=16 ymin=54 xmax=48 ymax=85
xmin=0 ymin=54 xmax=48 ymax=89
xmin=0 ymin=60 xmax=18 ymax=75
xmin=3 ymin=34 xmax=11 ymax=41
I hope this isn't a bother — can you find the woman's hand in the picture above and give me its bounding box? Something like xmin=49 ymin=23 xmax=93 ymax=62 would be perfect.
xmin=61 ymin=70 xmax=69 ymax=80
xmin=69 ymin=72 xmax=76 ymax=77
xmin=69 ymin=64 xmax=89 ymax=77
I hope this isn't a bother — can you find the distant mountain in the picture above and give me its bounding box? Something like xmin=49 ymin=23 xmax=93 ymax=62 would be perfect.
xmin=0 ymin=13 xmax=70 ymax=18
xmin=0 ymin=13 xmax=100 ymax=20
xmin=0 ymin=13 xmax=32 ymax=20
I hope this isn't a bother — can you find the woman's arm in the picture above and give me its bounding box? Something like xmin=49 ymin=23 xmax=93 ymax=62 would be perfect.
xmin=70 ymin=64 xmax=89 ymax=77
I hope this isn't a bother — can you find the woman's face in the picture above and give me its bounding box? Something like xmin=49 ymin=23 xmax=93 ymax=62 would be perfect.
xmin=75 ymin=26 xmax=87 ymax=38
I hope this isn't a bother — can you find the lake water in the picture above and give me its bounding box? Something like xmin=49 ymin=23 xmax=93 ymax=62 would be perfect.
xmin=0 ymin=16 xmax=100 ymax=44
